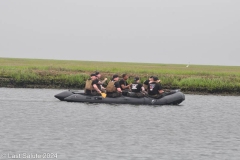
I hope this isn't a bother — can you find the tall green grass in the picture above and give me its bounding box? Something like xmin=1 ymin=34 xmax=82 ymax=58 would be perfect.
xmin=0 ymin=58 xmax=240 ymax=94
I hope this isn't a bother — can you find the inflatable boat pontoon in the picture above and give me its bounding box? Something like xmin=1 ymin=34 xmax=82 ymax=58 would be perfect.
xmin=55 ymin=90 xmax=185 ymax=105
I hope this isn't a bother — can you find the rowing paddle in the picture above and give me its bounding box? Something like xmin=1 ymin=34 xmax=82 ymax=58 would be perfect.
xmin=101 ymin=92 xmax=107 ymax=98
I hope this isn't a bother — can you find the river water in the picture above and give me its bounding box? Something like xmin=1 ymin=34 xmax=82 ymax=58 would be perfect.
xmin=0 ymin=88 xmax=240 ymax=160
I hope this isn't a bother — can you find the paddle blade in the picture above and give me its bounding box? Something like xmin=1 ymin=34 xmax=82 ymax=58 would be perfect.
xmin=101 ymin=93 xmax=107 ymax=98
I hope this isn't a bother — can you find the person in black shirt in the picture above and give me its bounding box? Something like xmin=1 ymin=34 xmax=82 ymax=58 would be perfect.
xmin=128 ymin=77 xmax=146 ymax=98
xmin=131 ymin=77 xmax=145 ymax=93
xmin=106 ymin=75 xmax=122 ymax=97
xmin=148 ymin=76 xmax=165 ymax=99
xmin=85 ymin=74 xmax=102 ymax=96
xmin=119 ymin=74 xmax=131 ymax=96
xmin=143 ymin=76 xmax=161 ymax=91
xmin=95 ymin=71 xmax=108 ymax=91
xmin=91 ymin=79 xmax=102 ymax=95
xmin=143 ymin=76 xmax=153 ymax=91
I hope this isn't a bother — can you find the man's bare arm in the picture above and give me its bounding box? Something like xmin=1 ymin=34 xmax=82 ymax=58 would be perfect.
xmin=93 ymin=84 xmax=101 ymax=93
xmin=98 ymin=78 xmax=108 ymax=85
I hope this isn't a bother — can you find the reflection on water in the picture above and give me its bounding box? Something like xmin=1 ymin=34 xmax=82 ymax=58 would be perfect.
xmin=0 ymin=88 xmax=240 ymax=160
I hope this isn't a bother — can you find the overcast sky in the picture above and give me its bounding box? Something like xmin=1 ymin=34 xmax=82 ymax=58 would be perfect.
xmin=0 ymin=0 xmax=240 ymax=66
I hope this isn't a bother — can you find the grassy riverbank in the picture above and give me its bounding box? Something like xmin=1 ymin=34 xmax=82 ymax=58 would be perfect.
xmin=1 ymin=58 xmax=240 ymax=95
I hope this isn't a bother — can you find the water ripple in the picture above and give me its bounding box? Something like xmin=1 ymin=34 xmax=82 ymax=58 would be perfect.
xmin=0 ymin=88 xmax=240 ymax=160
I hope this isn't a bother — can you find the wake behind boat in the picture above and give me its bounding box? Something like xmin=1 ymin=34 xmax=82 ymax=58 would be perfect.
xmin=54 ymin=90 xmax=185 ymax=105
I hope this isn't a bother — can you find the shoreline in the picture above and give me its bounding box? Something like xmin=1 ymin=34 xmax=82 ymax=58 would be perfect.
xmin=1 ymin=82 xmax=239 ymax=96
xmin=1 ymin=58 xmax=240 ymax=96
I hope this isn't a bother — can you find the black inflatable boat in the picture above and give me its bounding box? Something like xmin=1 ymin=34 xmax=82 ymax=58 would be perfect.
xmin=55 ymin=90 xmax=185 ymax=105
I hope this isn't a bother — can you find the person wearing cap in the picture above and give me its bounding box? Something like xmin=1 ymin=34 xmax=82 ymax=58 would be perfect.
xmin=130 ymin=77 xmax=145 ymax=92
xmin=106 ymin=75 xmax=122 ymax=97
xmin=147 ymin=76 xmax=165 ymax=99
xmin=85 ymin=74 xmax=102 ymax=96
xmin=128 ymin=77 xmax=146 ymax=98
xmin=119 ymin=74 xmax=131 ymax=96
xmin=95 ymin=71 xmax=108 ymax=91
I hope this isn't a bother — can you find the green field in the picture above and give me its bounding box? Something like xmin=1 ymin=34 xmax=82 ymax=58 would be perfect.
xmin=1 ymin=58 xmax=240 ymax=95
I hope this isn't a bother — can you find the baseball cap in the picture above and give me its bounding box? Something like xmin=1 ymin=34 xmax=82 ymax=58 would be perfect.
xmin=90 ymin=73 xmax=96 ymax=77
xmin=134 ymin=77 xmax=140 ymax=81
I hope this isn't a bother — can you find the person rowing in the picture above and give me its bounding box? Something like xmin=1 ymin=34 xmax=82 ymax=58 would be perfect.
xmin=143 ymin=76 xmax=161 ymax=91
xmin=127 ymin=77 xmax=146 ymax=98
xmin=85 ymin=74 xmax=106 ymax=97
xmin=143 ymin=76 xmax=153 ymax=91
xmin=119 ymin=74 xmax=131 ymax=96
xmin=84 ymin=74 xmax=100 ymax=95
xmin=106 ymin=75 xmax=122 ymax=98
xmin=147 ymin=76 xmax=165 ymax=99
xmin=95 ymin=71 xmax=108 ymax=91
